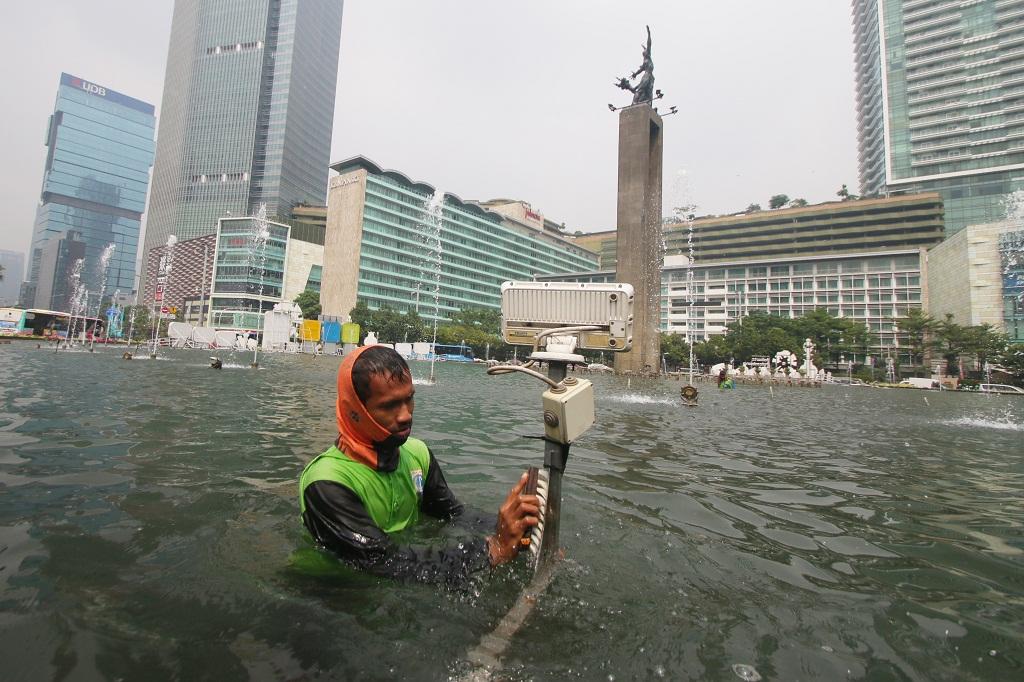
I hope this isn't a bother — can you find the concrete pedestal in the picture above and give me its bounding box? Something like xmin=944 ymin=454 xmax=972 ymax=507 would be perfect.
xmin=614 ymin=105 xmax=663 ymax=375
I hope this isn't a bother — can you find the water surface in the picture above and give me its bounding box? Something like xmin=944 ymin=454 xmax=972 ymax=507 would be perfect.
xmin=0 ymin=345 xmax=1021 ymax=680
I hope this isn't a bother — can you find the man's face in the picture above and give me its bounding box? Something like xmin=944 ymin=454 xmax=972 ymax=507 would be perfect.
xmin=364 ymin=372 xmax=415 ymax=444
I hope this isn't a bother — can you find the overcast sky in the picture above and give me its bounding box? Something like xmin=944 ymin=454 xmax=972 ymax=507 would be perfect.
xmin=0 ymin=0 xmax=858 ymax=262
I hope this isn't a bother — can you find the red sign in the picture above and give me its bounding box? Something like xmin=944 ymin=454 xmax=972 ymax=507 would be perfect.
xmin=160 ymin=306 xmax=170 ymax=314
xmin=155 ymin=290 xmax=163 ymax=302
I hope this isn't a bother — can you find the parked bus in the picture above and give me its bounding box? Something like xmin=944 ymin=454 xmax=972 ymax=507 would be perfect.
xmin=0 ymin=307 xmax=98 ymax=339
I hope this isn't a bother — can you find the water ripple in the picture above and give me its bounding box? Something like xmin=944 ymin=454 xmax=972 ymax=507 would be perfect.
xmin=0 ymin=347 xmax=1020 ymax=680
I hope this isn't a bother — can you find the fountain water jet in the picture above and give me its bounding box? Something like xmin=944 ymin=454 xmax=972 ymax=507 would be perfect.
xmin=151 ymin=235 xmax=177 ymax=358
xmin=418 ymin=190 xmax=445 ymax=384
xmin=90 ymin=243 xmax=116 ymax=349
xmin=61 ymin=258 xmax=87 ymax=350
xmin=249 ymin=203 xmax=271 ymax=368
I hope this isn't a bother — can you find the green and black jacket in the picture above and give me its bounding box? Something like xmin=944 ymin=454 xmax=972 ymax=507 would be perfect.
xmin=299 ymin=437 xmax=493 ymax=586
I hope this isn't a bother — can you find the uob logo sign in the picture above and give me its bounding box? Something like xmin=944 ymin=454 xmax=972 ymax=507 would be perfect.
xmin=70 ymin=76 xmax=106 ymax=97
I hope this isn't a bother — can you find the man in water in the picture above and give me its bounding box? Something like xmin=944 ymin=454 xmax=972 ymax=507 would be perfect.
xmin=299 ymin=345 xmax=539 ymax=585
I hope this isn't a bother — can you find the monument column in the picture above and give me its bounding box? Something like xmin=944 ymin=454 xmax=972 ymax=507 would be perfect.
xmin=614 ymin=104 xmax=663 ymax=375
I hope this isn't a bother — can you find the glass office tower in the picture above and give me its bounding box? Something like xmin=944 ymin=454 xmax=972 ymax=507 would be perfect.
xmin=853 ymin=0 xmax=1024 ymax=233
xmin=27 ymin=73 xmax=156 ymax=310
xmin=143 ymin=0 xmax=344 ymax=265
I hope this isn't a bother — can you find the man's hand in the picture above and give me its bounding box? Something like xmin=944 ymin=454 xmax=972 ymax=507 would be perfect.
xmin=487 ymin=472 xmax=540 ymax=567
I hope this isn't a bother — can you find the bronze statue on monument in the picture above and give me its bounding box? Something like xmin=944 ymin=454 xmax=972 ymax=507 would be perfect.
xmin=615 ymin=25 xmax=655 ymax=105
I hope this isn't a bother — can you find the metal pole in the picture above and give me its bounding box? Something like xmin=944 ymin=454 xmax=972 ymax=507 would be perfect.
xmin=199 ymin=244 xmax=209 ymax=327
xmin=540 ymin=359 xmax=570 ymax=569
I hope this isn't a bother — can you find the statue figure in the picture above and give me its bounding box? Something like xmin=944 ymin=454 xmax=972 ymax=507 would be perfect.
xmin=615 ymin=25 xmax=655 ymax=105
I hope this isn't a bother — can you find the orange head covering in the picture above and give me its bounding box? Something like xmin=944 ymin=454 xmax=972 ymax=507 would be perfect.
xmin=335 ymin=345 xmax=404 ymax=471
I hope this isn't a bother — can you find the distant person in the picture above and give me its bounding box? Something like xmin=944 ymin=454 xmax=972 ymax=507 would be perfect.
xmin=298 ymin=345 xmax=539 ymax=585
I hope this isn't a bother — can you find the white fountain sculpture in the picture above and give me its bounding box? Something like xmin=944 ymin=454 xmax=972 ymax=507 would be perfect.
xmin=773 ymin=350 xmax=800 ymax=377
xmin=802 ymin=338 xmax=818 ymax=377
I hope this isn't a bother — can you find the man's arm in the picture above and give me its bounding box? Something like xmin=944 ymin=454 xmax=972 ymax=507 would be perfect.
xmin=419 ymin=453 xmax=542 ymax=567
xmin=302 ymin=480 xmax=491 ymax=587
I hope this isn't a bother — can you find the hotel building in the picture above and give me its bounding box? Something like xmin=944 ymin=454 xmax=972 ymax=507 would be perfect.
xmin=322 ymin=157 xmax=599 ymax=322
xmin=551 ymin=195 xmax=947 ymax=362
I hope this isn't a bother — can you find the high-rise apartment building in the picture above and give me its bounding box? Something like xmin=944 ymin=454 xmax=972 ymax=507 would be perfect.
xmin=26 ymin=73 xmax=155 ymax=310
xmin=143 ymin=0 xmax=344 ymax=264
xmin=852 ymin=0 xmax=1024 ymax=233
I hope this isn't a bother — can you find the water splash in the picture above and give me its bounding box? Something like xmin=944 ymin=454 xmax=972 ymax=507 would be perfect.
xmin=731 ymin=663 xmax=762 ymax=681
xmin=604 ymin=393 xmax=676 ymax=406
xmin=937 ymin=416 xmax=1023 ymax=431
xmin=1000 ymin=190 xmax=1024 ymax=304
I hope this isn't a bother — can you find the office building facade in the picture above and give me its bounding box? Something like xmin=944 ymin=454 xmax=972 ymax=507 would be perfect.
xmin=32 ymin=232 xmax=88 ymax=314
xmin=927 ymin=221 xmax=1024 ymax=342
xmin=142 ymin=233 xmax=218 ymax=319
xmin=143 ymin=0 xmax=344 ymax=271
xmin=852 ymin=0 xmax=1024 ymax=233
xmin=207 ymin=216 xmax=324 ymax=331
xmin=0 ymin=250 xmax=25 ymax=307
xmin=322 ymin=157 xmax=599 ymax=321
xmin=142 ymin=204 xmax=326 ymax=329
xmin=27 ymin=73 xmax=155 ymax=310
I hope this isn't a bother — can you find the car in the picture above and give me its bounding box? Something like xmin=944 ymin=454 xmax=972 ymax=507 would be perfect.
xmin=977 ymin=383 xmax=1024 ymax=395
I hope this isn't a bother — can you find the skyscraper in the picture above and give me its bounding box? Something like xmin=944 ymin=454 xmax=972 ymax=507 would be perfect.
xmin=143 ymin=0 xmax=344 ymax=265
xmin=852 ymin=0 xmax=1024 ymax=233
xmin=0 ymin=250 xmax=25 ymax=307
xmin=26 ymin=73 xmax=156 ymax=310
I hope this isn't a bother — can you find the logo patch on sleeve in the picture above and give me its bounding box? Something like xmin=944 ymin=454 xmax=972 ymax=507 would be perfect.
xmin=411 ymin=468 xmax=424 ymax=495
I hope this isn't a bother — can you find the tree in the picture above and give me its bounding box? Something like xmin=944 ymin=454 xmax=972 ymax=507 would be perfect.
xmin=934 ymin=313 xmax=970 ymax=373
xmin=660 ymin=332 xmax=691 ymax=369
xmin=789 ymin=198 xmax=808 ymax=208
xmin=122 ymin=305 xmax=152 ymax=342
xmin=691 ymin=335 xmax=730 ymax=367
xmin=963 ymin=323 xmax=1007 ymax=369
xmin=745 ymin=203 xmax=762 ymax=213
xmin=769 ymin=194 xmax=790 ymax=209
xmin=294 ymin=289 xmax=321 ymax=319
xmin=448 ymin=307 xmax=502 ymax=335
xmin=837 ymin=184 xmax=859 ymax=201
xmin=996 ymin=343 xmax=1024 ymax=386
xmin=348 ymin=301 xmax=426 ymax=344
xmin=893 ymin=308 xmax=935 ymax=367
